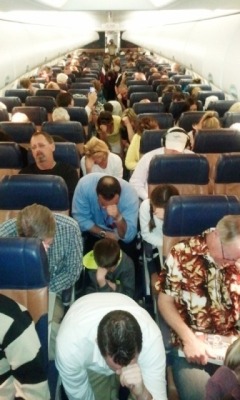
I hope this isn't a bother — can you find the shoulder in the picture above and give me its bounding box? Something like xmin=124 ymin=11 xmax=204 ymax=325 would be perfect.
xmin=140 ymin=199 xmax=150 ymax=212
xmin=54 ymin=213 xmax=80 ymax=231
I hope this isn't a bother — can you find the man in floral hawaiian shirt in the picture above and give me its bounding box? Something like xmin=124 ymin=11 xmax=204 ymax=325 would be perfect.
xmin=157 ymin=214 xmax=240 ymax=400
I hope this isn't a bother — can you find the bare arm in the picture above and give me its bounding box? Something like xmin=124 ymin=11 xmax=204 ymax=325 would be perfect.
xmin=158 ymin=292 xmax=211 ymax=364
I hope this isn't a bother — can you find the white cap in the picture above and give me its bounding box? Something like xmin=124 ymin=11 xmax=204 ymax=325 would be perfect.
xmin=52 ymin=107 xmax=70 ymax=122
xmin=56 ymin=73 xmax=68 ymax=84
xmin=165 ymin=127 xmax=188 ymax=152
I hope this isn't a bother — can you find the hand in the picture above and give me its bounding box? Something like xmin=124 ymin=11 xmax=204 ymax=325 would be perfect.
xmin=122 ymin=116 xmax=130 ymax=126
xmin=183 ymin=335 xmax=215 ymax=365
xmin=96 ymin=267 xmax=108 ymax=287
xmin=117 ymin=363 xmax=144 ymax=397
xmin=117 ymin=93 xmax=123 ymax=101
xmin=87 ymin=91 xmax=97 ymax=106
xmin=106 ymin=279 xmax=117 ymax=291
xmin=105 ymin=231 xmax=118 ymax=240
xmin=99 ymin=124 xmax=108 ymax=134
xmin=105 ymin=204 xmax=120 ymax=220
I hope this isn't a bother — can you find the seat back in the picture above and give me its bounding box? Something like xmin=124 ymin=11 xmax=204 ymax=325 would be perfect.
xmin=163 ymin=194 xmax=240 ymax=259
xmin=139 ymin=129 xmax=167 ymax=154
xmin=129 ymin=92 xmax=158 ymax=107
xmin=206 ymin=100 xmax=236 ymax=118
xmin=197 ymin=90 xmax=225 ymax=106
xmin=185 ymin=84 xmax=212 ymax=94
xmin=0 ymin=109 xmax=9 ymax=121
xmin=42 ymin=120 xmax=84 ymax=155
xmin=73 ymin=96 xmax=88 ymax=108
xmin=68 ymin=89 xmax=89 ymax=97
xmin=147 ymin=154 xmax=209 ymax=197
xmin=0 ymin=143 xmax=24 ymax=177
xmin=25 ymin=96 xmax=56 ymax=114
xmin=0 ymin=237 xmax=49 ymax=369
xmin=222 ymin=112 xmax=240 ymax=128
xmin=5 ymin=89 xmax=31 ymax=103
xmin=28 ymin=142 xmax=80 ymax=176
xmin=126 ymin=80 xmax=149 ymax=87
xmin=12 ymin=106 xmax=48 ymax=126
xmin=133 ymin=101 xmax=165 ymax=114
xmin=213 ymin=153 xmax=240 ymax=197
xmin=36 ymin=89 xmax=61 ymax=99
xmin=178 ymin=111 xmax=218 ymax=132
xmin=0 ymin=96 xmax=22 ymax=112
xmin=172 ymin=74 xmax=193 ymax=84
xmin=127 ymin=85 xmax=153 ymax=97
xmin=0 ymin=174 xmax=69 ymax=222
xmin=137 ymin=112 xmax=174 ymax=129
xmin=64 ymin=106 xmax=88 ymax=127
xmin=0 ymin=121 xmax=36 ymax=145
xmin=193 ymin=128 xmax=240 ymax=191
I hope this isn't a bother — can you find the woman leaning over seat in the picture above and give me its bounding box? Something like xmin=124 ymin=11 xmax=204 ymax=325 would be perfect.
xmin=125 ymin=115 xmax=159 ymax=171
xmin=80 ymin=136 xmax=123 ymax=178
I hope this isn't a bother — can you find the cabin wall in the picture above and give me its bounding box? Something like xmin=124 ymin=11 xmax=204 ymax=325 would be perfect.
xmin=123 ymin=13 xmax=240 ymax=99
xmin=0 ymin=19 xmax=98 ymax=93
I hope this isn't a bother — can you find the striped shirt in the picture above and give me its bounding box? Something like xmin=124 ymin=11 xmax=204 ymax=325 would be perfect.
xmin=0 ymin=214 xmax=83 ymax=294
xmin=0 ymin=294 xmax=50 ymax=399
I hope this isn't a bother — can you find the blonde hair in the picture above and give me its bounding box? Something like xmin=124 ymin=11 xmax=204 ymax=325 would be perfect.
xmin=52 ymin=107 xmax=70 ymax=122
xmin=84 ymin=137 xmax=109 ymax=157
xmin=16 ymin=204 xmax=56 ymax=240
xmin=121 ymin=108 xmax=137 ymax=122
xmin=46 ymin=81 xmax=60 ymax=90
xmin=224 ymin=337 xmax=240 ymax=378
xmin=199 ymin=111 xmax=220 ymax=129
xmin=216 ymin=215 xmax=240 ymax=245
xmin=229 ymin=102 xmax=240 ymax=113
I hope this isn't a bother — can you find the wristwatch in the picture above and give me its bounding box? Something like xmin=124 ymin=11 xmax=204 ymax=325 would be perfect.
xmin=99 ymin=230 xmax=106 ymax=238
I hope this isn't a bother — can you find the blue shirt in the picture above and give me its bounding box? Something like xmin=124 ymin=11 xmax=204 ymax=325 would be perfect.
xmin=72 ymin=173 xmax=139 ymax=243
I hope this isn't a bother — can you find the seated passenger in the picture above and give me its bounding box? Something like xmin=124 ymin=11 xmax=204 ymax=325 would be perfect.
xmin=125 ymin=116 xmax=159 ymax=171
xmin=96 ymin=111 xmax=122 ymax=155
xmin=56 ymin=293 xmax=167 ymax=400
xmin=72 ymin=173 xmax=139 ymax=255
xmin=120 ymin=108 xmax=138 ymax=151
xmin=0 ymin=203 xmax=83 ymax=358
xmin=0 ymin=294 xmax=50 ymax=399
xmin=139 ymin=184 xmax=179 ymax=293
xmin=83 ymin=238 xmax=135 ymax=298
xmin=11 ymin=112 xmax=29 ymax=122
xmin=80 ymin=137 xmax=123 ymax=178
xmin=157 ymin=214 xmax=240 ymax=400
xmin=19 ymin=131 xmax=79 ymax=207
xmin=129 ymin=126 xmax=193 ymax=200
xmin=19 ymin=76 xmax=38 ymax=95
xmin=52 ymin=107 xmax=70 ymax=122
xmin=205 ymin=337 xmax=240 ymax=400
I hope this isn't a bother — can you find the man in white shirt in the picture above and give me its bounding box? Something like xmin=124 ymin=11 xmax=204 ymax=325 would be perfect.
xmin=56 ymin=292 xmax=167 ymax=400
xmin=129 ymin=127 xmax=193 ymax=200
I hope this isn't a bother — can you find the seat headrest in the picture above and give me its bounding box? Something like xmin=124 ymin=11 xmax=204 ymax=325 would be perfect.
xmin=0 ymin=237 xmax=49 ymax=287
xmin=215 ymin=154 xmax=240 ymax=183
xmin=0 ymin=175 xmax=69 ymax=210
xmin=163 ymin=195 xmax=240 ymax=236
xmin=148 ymin=154 xmax=209 ymax=184
xmin=193 ymin=129 xmax=240 ymax=153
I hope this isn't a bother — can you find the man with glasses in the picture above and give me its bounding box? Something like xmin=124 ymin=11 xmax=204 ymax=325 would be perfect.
xmin=157 ymin=214 xmax=240 ymax=400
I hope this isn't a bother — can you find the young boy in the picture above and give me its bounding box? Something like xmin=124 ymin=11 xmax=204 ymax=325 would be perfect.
xmin=83 ymin=238 xmax=135 ymax=298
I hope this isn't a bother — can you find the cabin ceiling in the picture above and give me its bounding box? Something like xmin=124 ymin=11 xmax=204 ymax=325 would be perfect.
xmin=0 ymin=0 xmax=239 ymax=30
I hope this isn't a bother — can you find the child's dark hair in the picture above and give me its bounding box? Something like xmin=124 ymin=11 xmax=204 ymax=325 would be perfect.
xmin=149 ymin=185 xmax=179 ymax=231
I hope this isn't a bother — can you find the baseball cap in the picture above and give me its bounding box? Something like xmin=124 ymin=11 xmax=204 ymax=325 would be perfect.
xmin=165 ymin=127 xmax=188 ymax=152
